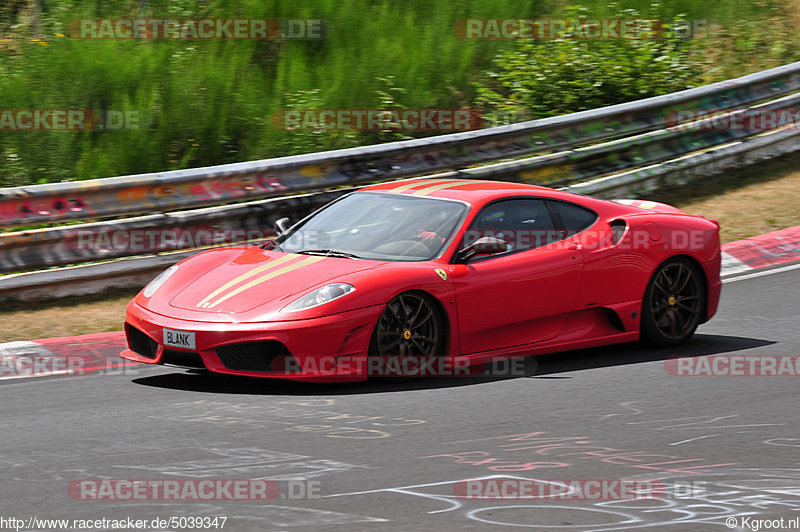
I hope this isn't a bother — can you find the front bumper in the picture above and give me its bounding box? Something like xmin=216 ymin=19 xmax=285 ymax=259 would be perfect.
xmin=121 ymin=300 xmax=384 ymax=382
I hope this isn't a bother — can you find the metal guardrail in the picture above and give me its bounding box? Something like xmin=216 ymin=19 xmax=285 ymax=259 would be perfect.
xmin=2 ymin=60 xmax=800 ymax=230
xmin=0 ymin=189 xmax=351 ymax=274
xmin=566 ymin=125 xmax=800 ymax=196
xmin=2 ymin=60 xmax=800 ymax=298
xmin=463 ymin=91 xmax=800 ymax=186
xmin=5 ymin=123 xmax=798 ymax=302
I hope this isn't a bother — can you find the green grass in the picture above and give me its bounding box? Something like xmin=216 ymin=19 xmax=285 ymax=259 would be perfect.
xmin=1 ymin=0 xmax=799 ymax=187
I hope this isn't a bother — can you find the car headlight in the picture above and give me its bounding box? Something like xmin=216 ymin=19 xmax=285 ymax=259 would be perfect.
xmin=143 ymin=264 xmax=179 ymax=298
xmin=282 ymin=283 xmax=355 ymax=312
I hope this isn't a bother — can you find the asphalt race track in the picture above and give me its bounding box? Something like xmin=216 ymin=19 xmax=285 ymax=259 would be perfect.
xmin=2 ymin=266 xmax=800 ymax=531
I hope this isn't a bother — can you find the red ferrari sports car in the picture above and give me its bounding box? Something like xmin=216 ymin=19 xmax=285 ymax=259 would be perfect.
xmin=121 ymin=178 xmax=721 ymax=381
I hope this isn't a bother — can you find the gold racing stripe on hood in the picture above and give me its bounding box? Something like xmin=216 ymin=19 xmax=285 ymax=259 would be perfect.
xmin=203 ymin=255 xmax=327 ymax=309
xmin=196 ymin=253 xmax=299 ymax=308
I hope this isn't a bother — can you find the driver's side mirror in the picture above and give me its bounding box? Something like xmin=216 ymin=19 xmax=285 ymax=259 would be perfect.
xmin=456 ymin=236 xmax=508 ymax=262
xmin=274 ymin=217 xmax=291 ymax=236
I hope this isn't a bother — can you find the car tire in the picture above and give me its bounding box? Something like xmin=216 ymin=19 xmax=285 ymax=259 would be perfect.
xmin=640 ymin=256 xmax=705 ymax=347
xmin=368 ymin=291 xmax=446 ymax=378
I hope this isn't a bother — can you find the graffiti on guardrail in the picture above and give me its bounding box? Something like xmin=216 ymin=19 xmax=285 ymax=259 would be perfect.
xmin=3 ymin=62 xmax=800 ymax=291
xmin=2 ymin=61 xmax=799 ymax=229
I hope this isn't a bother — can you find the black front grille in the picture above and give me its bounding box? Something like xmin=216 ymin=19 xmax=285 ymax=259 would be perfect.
xmin=215 ymin=341 xmax=293 ymax=372
xmin=161 ymin=349 xmax=206 ymax=369
xmin=126 ymin=323 xmax=158 ymax=359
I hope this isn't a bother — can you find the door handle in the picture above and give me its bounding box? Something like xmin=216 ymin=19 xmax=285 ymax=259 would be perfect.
xmin=568 ymin=243 xmax=582 ymax=250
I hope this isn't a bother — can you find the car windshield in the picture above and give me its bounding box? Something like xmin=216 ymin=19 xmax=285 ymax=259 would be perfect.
xmin=276 ymin=192 xmax=468 ymax=261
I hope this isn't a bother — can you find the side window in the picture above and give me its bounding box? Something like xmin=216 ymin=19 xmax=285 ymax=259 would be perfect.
xmin=467 ymin=198 xmax=557 ymax=254
xmin=549 ymin=201 xmax=597 ymax=235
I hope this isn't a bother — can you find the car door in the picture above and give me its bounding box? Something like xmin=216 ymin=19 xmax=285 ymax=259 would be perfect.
xmin=452 ymin=198 xmax=584 ymax=355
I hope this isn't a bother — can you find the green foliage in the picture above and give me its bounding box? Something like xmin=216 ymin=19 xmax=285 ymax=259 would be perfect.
xmin=0 ymin=0 xmax=797 ymax=187
xmin=473 ymin=5 xmax=710 ymax=125
xmin=0 ymin=0 xmax=532 ymax=186
xmin=270 ymin=88 xmax=362 ymax=155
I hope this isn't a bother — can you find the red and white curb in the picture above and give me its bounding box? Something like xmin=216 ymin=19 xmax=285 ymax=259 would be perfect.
xmin=721 ymin=224 xmax=800 ymax=275
xmin=721 ymin=225 xmax=800 ymax=281
xmin=0 ymin=331 xmax=136 ymax=381
xmin=1 ymin=225 xmax=798 ymax=381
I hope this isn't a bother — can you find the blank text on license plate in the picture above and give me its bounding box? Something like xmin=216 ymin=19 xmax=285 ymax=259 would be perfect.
xmin=163 ymin=328 xmax=196 ymax=350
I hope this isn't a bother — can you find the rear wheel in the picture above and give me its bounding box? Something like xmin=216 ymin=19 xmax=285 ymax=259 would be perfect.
xmin=641 ymin=257 xmax=705 ymax=347
xmin=369 ymin=292 xmax=445 ymax=377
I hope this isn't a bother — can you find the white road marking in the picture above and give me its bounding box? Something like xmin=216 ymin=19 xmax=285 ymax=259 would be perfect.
xmin=722 ymin=261 xmax=800 ymax=283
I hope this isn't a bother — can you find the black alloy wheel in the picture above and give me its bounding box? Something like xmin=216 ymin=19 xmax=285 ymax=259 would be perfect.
xmin=641 ymin=257 xmax=705 ymax=347
xmin=369 ymin=292 xmax=446 ymax=377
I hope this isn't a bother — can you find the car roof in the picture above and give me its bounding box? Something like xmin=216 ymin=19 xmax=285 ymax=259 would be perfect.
xmin=360 ymin=178 xmax=583 ymax=206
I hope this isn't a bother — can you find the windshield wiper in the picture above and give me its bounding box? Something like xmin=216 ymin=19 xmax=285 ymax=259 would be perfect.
xmin=295 ymin=249 xmax=361 ymax=259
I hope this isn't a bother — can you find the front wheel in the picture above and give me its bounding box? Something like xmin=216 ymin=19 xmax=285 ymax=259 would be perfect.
xmin=368 ymin=291 xmax=446 ymax=377
xmin=640 ymin=257 xmax=705 ymax=347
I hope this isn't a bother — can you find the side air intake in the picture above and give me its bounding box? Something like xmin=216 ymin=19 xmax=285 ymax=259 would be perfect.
xmin=610 ymin=219 xmax=627 ymax=245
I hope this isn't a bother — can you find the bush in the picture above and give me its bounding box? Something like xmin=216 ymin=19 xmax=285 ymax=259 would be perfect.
xmin=473 ymin=5 xmax=711 ymax=126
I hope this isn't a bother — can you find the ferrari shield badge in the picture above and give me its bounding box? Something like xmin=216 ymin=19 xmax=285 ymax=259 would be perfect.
xmin=434 ymin=268 xmax=448 ymax=281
